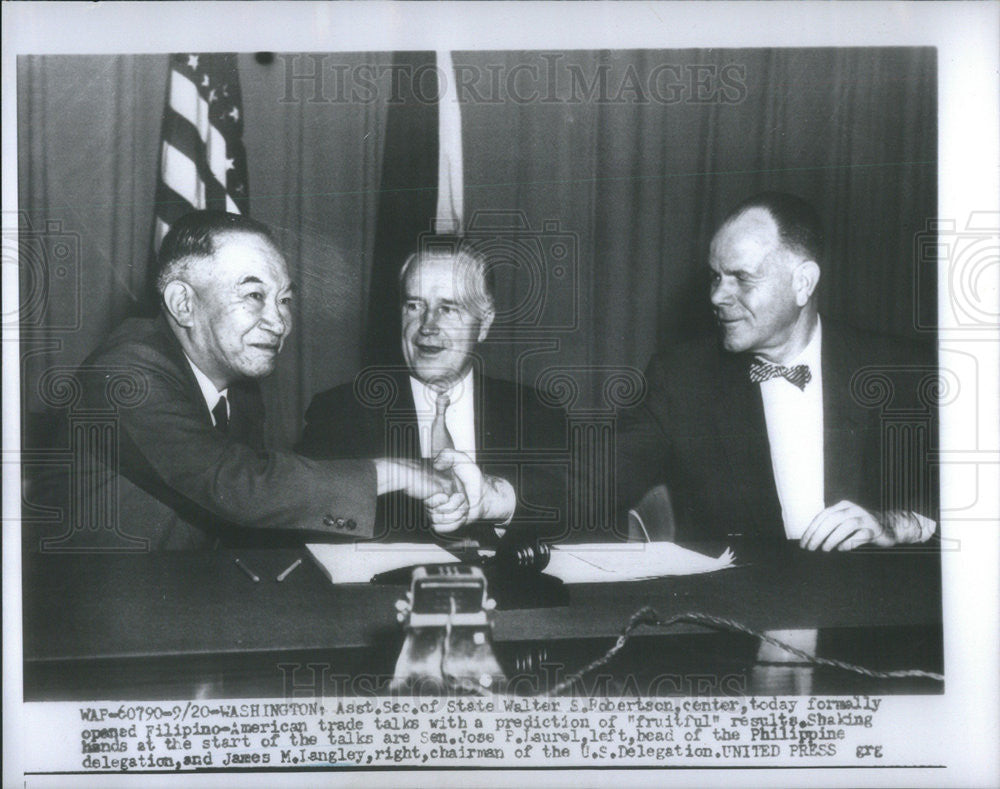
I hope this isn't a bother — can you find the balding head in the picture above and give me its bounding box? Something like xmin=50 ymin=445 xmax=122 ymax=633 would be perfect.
xmin=708 ymin=195 xmax=821 ymax=363
xmin=722 ymin=191 xmax=825 ymax=265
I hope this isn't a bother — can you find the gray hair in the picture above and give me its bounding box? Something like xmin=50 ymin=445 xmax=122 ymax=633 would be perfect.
xmin=155 ymin=210 xmax=277 ymax=294
xmin=398 ymin=244 xmax=495 ymax=320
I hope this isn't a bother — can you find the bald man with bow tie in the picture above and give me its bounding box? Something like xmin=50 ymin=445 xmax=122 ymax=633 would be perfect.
xmin=616 ymin=193 xmax=938 ymax=550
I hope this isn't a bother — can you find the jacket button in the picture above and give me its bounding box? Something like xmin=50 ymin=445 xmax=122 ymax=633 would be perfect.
xmin=323 ymin=515 xmax=335 ymax=527
xmin=346 ymin=519 xmax=357 ymax=531
xmin=335 ymin=517 xmax=346 ymax=527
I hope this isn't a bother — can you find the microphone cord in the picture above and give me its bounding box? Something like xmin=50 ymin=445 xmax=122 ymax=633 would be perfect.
xmin=543 ymin=606 xmax=944 ymax=697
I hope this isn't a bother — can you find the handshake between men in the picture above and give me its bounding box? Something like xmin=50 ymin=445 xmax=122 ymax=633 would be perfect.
xmin=375 ymin=450 xmax=516 ymax=535
xmin=61 ymin=214 xmax=543 ymax=551
xmin=298 ymin=241 xmax=568 ymax=544
xmin=56 ymin=205 xmax=935 ymax=553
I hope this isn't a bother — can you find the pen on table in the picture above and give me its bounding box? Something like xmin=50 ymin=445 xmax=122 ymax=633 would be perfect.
xmin=276 ymin=558 xmax=303 ymax=583
xmin=234 ymin=557 xmax=260 ymax=583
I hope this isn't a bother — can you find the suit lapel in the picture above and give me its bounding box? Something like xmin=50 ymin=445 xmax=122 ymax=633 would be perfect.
xmin=228 ymin=382 xmax=265 ymax=451
xmin=477 ymin=374 xmax=514 ymax=452
xmin=155 ymin=315 xmax=267 ymax=451
xmin=157 ymin=315 xmax=216 ymax=430
xmin=385 ymin=370 xmax=421 ymax=462
xmin=714 ymin=350 xmax=784 ymax=539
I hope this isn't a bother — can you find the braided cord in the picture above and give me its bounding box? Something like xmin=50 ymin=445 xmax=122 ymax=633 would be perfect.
xmin=544 ymin=606 xmax=943 ymax=697
xmin=428 ymin=604 xmax=942 ymax=697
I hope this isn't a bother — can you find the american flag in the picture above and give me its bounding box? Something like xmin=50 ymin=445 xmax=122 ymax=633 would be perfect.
xmin=154 ymin=53 xmax=249 ymax=247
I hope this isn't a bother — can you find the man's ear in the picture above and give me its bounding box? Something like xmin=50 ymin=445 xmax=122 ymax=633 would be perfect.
xmin=162 ymin=280 xmax=196 ymax=328
xmin=477 ymin=308 xmax=495 ymax=343
xmin=792 ymin=260 xmax=820 ymax=307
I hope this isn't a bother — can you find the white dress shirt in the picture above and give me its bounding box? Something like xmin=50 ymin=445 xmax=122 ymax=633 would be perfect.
xmin=410 ymin=370 xmax=516 ymax=527
xmin=410 ymin=370 xmax=476 ymax=462
xmin=758 ymin=319 xmax=824 ymax=539
xmin=185 ymin=355 xmax=228 ymax=428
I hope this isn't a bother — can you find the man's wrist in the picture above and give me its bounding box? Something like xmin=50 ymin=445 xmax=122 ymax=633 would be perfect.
xmin=374 ymin=457 xmax=434 ymax=497
xmin=481 ymin=475 xmax=516 ymax=525
xmin=878 ymin=510 xmax=937 ymax=545
xmin=373 ymin=458 xmax=391 ymax=496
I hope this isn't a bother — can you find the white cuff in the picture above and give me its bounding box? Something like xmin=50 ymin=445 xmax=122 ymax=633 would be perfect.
xmin=885 ymin=510 xmax=937 ymax=544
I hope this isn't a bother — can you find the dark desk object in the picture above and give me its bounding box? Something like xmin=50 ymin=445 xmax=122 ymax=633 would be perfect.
xmin=23 ymin=542 xmax=941 ymax=700
xmin=372 ymin=535 xmax=569 ymax=609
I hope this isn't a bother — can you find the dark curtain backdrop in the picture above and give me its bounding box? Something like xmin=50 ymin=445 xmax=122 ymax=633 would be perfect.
xmin=457 ymin=49 xmax=936 ymax=401
xmin=19 ymin=48 xmax=935 ymax=449
xmin=18 ymin=53 xmax=391 ymax=448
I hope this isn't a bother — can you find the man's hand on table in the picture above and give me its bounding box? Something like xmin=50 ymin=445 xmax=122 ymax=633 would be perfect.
xmin=799 ymin=499 xmax=937 ymax=551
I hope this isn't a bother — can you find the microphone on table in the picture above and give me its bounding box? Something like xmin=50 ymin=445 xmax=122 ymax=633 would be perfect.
xmin=390 ymin=564 xmax=506 ymax=694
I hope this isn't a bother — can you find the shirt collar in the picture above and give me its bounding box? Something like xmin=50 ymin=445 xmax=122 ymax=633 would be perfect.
xmin=184 ymin=354 xmax=228 ymax=411
xmin=756 ymin=316 xmax=822 ymax=370
xmin=410 ymin=368 xmax=474 ymax=411
xmin=786 ymin=315 xmax=822 ymax=371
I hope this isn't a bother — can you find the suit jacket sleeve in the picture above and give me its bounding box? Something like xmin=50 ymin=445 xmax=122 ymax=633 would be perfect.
xmin=83 ymin=337 xmax=376 ymax=540
xmin=613 ymin=353 xmax=674 ymax=518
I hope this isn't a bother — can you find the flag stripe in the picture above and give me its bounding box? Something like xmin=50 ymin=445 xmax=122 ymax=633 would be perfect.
xmin=160 ymin=135 xmax=226 ymax=211
xmin=155 ymin=218 xmax=171 ymax=247
xmin=161 ymin=107 xmax=228 ymax=191
xmin=161 ymin=109 xmax=229 ymax=208
xmin=168 ymin=68 xmax=205 ymax=126
xmin=168 ymin=69 xmax=236 ymax=184
xmin=155 ymin=181 xmax=197 ymax=227
xmin=160 ymin=108 xmax=204 ymax=168
xmin=161 ymin=141 xmax=204 ymax=208
xmin=203 ymin=167 xmax=227 ymax=211
xmin=153 ymin=53 xmax=249 ymax=251
xmin=168 ymin=69 xmax=240 ymax=203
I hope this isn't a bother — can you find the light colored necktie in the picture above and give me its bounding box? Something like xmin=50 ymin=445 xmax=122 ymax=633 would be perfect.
xmin=430 ymin=392 xmax=455 ymax=455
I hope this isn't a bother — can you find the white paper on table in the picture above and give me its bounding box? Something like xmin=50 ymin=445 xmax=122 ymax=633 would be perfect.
xmin=306 ymin=542 xmax=459 ymax=584
xmin=545 ymin=542 xmax=735 ymax=584
xmin=307 ymin=541 xmax=733 ymax=586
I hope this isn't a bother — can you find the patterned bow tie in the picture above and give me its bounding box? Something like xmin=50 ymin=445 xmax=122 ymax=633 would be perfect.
xmin=749 ymin=359 xmax=812 ymax=390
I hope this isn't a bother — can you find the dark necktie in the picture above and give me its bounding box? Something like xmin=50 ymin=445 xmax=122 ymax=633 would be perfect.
xmin=212 ymin=395 xmax=229 ymax=435
xmin=749 ymin=359 xmax=812 ymax=391
xmin=430 ymin=392 xmax=455 ymax=455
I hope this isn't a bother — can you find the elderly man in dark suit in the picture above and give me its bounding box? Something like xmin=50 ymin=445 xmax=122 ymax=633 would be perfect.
xmin=617 ymin=192 xmax=938 ymax=550
xmin=61 ymin=211 xmax=450 ymax=550
xmin=297 ymin=243 xmax=569 ymax=543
